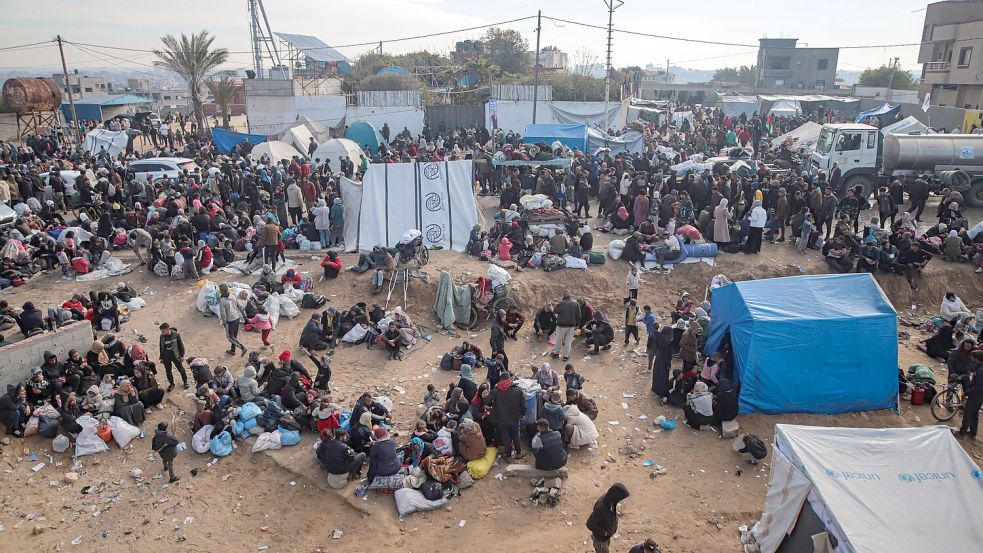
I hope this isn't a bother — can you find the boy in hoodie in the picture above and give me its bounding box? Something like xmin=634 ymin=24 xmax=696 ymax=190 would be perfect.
xmin=152 ymin=422 xmax=180 ymax=483
xmin=586 ymin=483 xmax=630 ymax=553
xmin=236 ymin=366 xmax=262 ymax=402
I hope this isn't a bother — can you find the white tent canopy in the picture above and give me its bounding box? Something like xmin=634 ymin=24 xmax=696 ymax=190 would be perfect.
xmin=753 ymin=425 xmax=983 ymax=553
xmin=721 ymin=96 xmax=761 ymax=118
xmin=344 ymin=160 xmax=481 ymax=253
xmin=769 ymin=121 xmax=823 ymax=153
xmin=248 ymin=140 xmax=304 ymax=165
xmin=881 ymin=115 xmax=930 ymax=136
xmin=83 ymin=129 xmax=129 ymax=157
xmin=283 ymin=125 xmax=315 ymax=155
xmin=768 ymin=99 xmax=802 ymax=116
xmin=312 ymin=138 xmax=363 ymax=170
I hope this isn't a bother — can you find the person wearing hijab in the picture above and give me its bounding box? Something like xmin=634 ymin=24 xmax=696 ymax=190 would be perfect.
xmin=218 ymin=283 xmax=247 ymax=356
xmin=535 ymin=363 xmax=561 ymax=391
xmin=113 ymin=379 xmax=146 ymax=426
xmin=649 ymin=324 xmax=673 ymax=400
xmin=606 ymin=206 xmax=633 ymax=235
xmin=684 ymin=381 xmax=714 ymax=429
xmin=86 ymin=340 xmax=112 ymax=376
xmin=497 ymin=237 xmax=513 ymax=261
xmin=679 ymin=324 xmax=703 ymax=372
xmin=311 ymin=198 xmax=331 ymax=248
xmin=587 ymin=484 xmax=630 ymax=553
xmin=132 ymin=365 xmax=163 ymax=408
xmin=713 ymin=198 xmax=732 ymax=244
xmin=745 ymin=199 xmax=767 ymax=253
xmin=941 ymin=292 xmax=972 ymax=321
xmin=457 ymin=364 xmax=478 ymax=402
xmin=923 ymin=320 xmax=956 ymax=360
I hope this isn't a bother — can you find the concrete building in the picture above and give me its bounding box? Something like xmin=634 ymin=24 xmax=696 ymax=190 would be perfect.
xmin=754 ymin=38 xmax=838 ymax=91
xmin=918 ymin=0 xmax=983 ymax=109
xmin=52 ymin=72 xmax=109 ymax=98
xmin=638 ymin=69 xmax=677 ymax=100
xmin=528 ymin=49 xmax=568 ymax=74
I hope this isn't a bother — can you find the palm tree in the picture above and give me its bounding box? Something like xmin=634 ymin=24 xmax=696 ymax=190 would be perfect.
xmin=465 ymin=58 xmax=500 ymax=87
xmin=206 ymin=77 xmax=237 ymax=129
xmin=153 ymin=31 xmax=229 ymax=128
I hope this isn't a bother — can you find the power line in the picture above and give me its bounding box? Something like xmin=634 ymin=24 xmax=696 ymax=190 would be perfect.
xmin=0 ymin=40 xmax=55 ymax=52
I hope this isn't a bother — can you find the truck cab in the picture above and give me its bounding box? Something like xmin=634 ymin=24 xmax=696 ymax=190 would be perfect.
xmin=810 ymin=123 xmax=881 ymax=197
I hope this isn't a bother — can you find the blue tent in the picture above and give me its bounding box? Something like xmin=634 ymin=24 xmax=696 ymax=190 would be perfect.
xmin=523 ymin=124 xmax=588 ymax=151
xmin=345 ymin=121 xmax=387 ymax=153
xmin=211 ymin=128 xmax=267 ymax=154
xmin=854 ymin=102 xmax=900 ymax=124
xmin=703 ymin=274 xmax=898 ymax=415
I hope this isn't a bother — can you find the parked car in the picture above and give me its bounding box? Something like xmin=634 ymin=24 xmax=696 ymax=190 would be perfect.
xmin=135 ymin=111 xmax=162 ymax=127
xmin=129 ymin=157 xmax=198 ymax=183
xmin=40 ymin=170 xmax=81 ymax=204
xmin=0 ymin=202 xmax=16 ymax=228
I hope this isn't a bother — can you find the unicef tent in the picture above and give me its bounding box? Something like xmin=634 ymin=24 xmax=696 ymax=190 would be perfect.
xmin=523 ymin=124 xmax=588 ymax=151
xmin=83 ymin=128 xmax=129 ymax=157
xmin=703 ymin=274 xmax=897 ymax=414
xmin=312 ymin=138 xmax=363 ymax=169
xmin=345 ymin=121 xmax=387 ymax=154
xmin=751 ymin=425 xmax=983 ymax=553
xmin=248 ymin=140 xmax=304 ymax=164
xmin=212 ymin=128 xmax=267 ymax=154
xmin=881 ymin=115 xmax=930 ymax=135
xmin=346 ymin=160 xmax=482 ymax=253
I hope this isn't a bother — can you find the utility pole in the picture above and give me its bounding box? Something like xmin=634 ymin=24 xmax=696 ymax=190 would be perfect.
xmin=532 ymin=10 xmax=542 ymax=124
xmin=666 ymin=58 xmax=670 ymax=85
xmin=885 ymin=56 xmax=899 ymax=96
xmin=379 ymin=41 xmax=383 ymax=55
xmin=56 ymin=35 xmax=81 ymax=146
xmin=603 ymin=0 xmax=624 ymax=132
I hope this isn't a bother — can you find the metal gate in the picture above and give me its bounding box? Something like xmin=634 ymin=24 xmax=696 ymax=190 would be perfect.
xmin=425 ymin=104 xmax=484 ymax=130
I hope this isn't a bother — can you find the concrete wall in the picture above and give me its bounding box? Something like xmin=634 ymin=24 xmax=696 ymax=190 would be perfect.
xmin=245 ymin=93 xmax=425 ymax=138
xmin=485 ymin=100 xmax=627 ymax=134
xmin=856 ymin=98 xmax=968 ymax=132
xmin=0 ymin=321 xmax=93 ymax=392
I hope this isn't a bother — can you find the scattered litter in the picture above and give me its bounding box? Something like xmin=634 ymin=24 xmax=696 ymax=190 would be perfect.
xmin=71 ymin=537 xmax=82 ymax=546
xmin=260 ymin=526 xmax=269 ymax=532
xmin=643 ymin=459 xmax=654 ymax=467
xmin=459 ymin=520 xmax=467 ymax=528
xmin=221 ymin=474 xmax=232 ymax=481
xmin=622 ymin=393 xmax=636 ymax=398
xmin=331 ymin=529 xmax=343 ymax=539
xmin=621 ymin=402 xmax=629 ymax=409
xmin=31 ymin=463 xmax=45 ymax=472
xmin=607 ymin=421 xmax=620 ymax=426
xmin=290 ymin=481 xmax=296 ymax=486
xmin=184 ymin=517 xmax=193 ymax=525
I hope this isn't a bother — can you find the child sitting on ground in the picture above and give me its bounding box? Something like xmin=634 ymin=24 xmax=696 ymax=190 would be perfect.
xmin=563 ymin=364 xmax=586 ymax=390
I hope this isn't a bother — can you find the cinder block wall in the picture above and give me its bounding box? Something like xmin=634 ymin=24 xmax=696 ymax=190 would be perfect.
xmin=0 ymin=321 xmax=93 ymax=391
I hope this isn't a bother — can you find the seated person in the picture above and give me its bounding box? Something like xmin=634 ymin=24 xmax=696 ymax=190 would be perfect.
xmin=583 ymin=312 xmax=614 ymax=354
xmin=320 ymin=252 xmax=342 ymax=280
xmin=666 ymin=366 xmax=698 ymax=408
xmin=878 ymin=241 xmax=899 ymax=273
xmin=534 ymin=304 xmax=557 ymax=342
xmin=713 ymin=378 xmax=738 ymax=433
xmin=603 ymin=206 xmax=634 ymax=235
xmin=381 ymin=321 xmax=404 ymax=360
xmin=113 ymin=380 xmax=146 ymax=426
xmin=317 ymin=428 xmax=366 ymax=480
xmin=637 ymin=219 xmax=658 ymax=243
xmin=683 ymin=381 xmax=714 ymax=429
xmin=856 ymin=241 xmax=879 ymax=273
xmin=548 ymin=230 xmax=568 ymax=255
xmin=16 ymin=302 xmax=45 ymax=337
xmin=365 ymin=426 xmax=401 ymax=484
xmin=504 ymin=307 xmax=524 ymax=339
xmin=822 ymin=235 xmax=854 ymax=273
xmin=300 ymin=313 xmax=330 ymax=351
xmin=456 ymin=418 xmax=486 ymax=461
xmin=566 ymin=389 xmax=598 ymax=420
xmin=531 ymin=418 xmax=568 ymax=471
xmin=281 ymin=268 xmax=306 ymax=290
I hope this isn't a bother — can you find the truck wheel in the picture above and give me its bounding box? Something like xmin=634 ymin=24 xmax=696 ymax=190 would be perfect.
xmin=844 ymin=175 xmax=873 ymax=200
xmin=967 ymin=180 xmax=983 ymax=209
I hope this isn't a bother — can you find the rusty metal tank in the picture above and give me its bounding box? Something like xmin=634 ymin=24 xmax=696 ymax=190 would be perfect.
xmin=2 ymin=78 xmax=62 ymax=112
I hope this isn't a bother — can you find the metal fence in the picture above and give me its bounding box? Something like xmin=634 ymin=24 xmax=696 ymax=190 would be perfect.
xmin=425 ymin=104 xmax=485 ymax=130
xmin=490 ymin=85 xmax=553 ymax=102
xmin=355 ymin=90 xmax=422 ymax=107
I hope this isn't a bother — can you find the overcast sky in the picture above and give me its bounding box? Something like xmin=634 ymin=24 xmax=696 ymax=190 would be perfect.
xmin=0 ymin=0 xmax=929 ymax=73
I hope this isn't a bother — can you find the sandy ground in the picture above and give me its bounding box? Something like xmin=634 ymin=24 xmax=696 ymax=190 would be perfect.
xmin=0 ymin=195 xmax=982 ymax=553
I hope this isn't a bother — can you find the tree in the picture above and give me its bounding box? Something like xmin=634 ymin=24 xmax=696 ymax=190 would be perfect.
xmin=858 ymin=64 xmax=915 ymax=90
xmin=465 ymin=57 xmax=500 ymax=86
xmin=572 ymin=48 xmax=602 ymax=78
xmin=737 ymin=65 xmax=756 ymax=86
xmin=713 ymin=67 xmax=740 ymax=82
xmin=481 ymin=27 xmax=530 ymax=74
xmin=357 ymin=74 xmax=423 ymax=91
xmin=206 ymin=76 xmax=237 ymax=129
xmin=153 ymin=31 xmax=229 ymax=126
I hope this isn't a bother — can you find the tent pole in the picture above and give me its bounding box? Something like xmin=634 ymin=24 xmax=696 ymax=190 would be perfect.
xmin=532 ymin=11 xmax=542 ymax=124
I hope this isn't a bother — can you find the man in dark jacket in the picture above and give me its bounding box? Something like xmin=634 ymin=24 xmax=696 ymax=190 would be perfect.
xmin=351 ymin=392 xmax=390 ymax=429
xmin=158 ymin=323 xmax=188 ymax=391
xmin=151 ymin=422 xmax=180 ymax=483
xmin=484 ymin=372 xmax=526 ymax=460
xmin=17 ymin=302 xmax=44 ymax=337
xmin=958 ymin=351 xmax=983 ymax=439
xmin=366 ymin=427 xmax=400 ymax=483
xmin=531 ymin=418 xmax=567 ymax=471
xmin=552 ymin=293 xmax=580 ymax=361
xmin=586 ymin=483 xmax=630 ymax=553
xmin=0 ymin=384 xmax=29 ymax=436
xmin=584 ymin=312 xmax=615 ymax=354
xmin=534 ymin=304 xmax=557 ymax=342
xmin=907 ymin=178 xmax=929 ymax=222
xmin=299 ymin=314 xmax=329 ymax=351
xmin=317 ymin=428 xmax=365 ymax=479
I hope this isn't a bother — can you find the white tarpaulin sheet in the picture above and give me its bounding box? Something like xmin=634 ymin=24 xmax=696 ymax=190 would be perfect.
xmin=721 ymin=96 xmax=760 ymax=118
xmin=769 ymin=121 xmax=823 ymax=153
xmin=249 ymin=141 xmax=304 ymax=165
xmin=881 ymin=115 xmax=930 ymax=136
xmin=340 ymin=176 xmax=363 ymax=252
xmin=283 ymin=125 xmax=315 ymax=154
xmin=356 ymin=160 xmax=479 ymax=253
xmin=768 ymin=99 xmax=801 ymax=116
xmin=84 ymin=129 xmax=128 ymax=157
xmin=587 ymin=128 xmax=644 ymax=156
xmin=671 ymin=111 xmax=694 ymax=127
xmin=550 ymin=104 xmax=622 ymax=129
xmin=754 ymin=424 xmax=983 ymax=553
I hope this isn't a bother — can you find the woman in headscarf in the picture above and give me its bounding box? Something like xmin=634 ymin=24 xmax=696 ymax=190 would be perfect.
xmin=535 ymin=362 xmax=561 ymax=391
xmin=86 ymin=340 xmax=112 ymax=376
xmin=606 ymin=206 xmax=634 ymax=235
xmin=679 ymin=323 xmax=703 ymax=371
xmin=349 ymin=411 xmax=374 ymax=453
xmin=684 ymin=381 xmax=714 ymax=429
xmin=923 ymin=320 xmax=956 ymax=361
xmin=457 ymin=364 xmax=478 ymax=402
xmin=457 ymin=418 xmax=486 ymax=461
xmin=113 ymin=379 xmax=146 ymax=426
xmin=469 ymin=383 xmax=494 ymax=444
xmin=132 ymin=365 xmax=164 ymax=408
xmin=311 ymin=198 xmax=331 ymax=247
xmin=59 ymin=392 xmax=84 ymax=435
xmin=562 ymin=399 xmax=598 ymax=449
xmin=713 ymin=198 xmax=732 ymax=244
xmin=443 ymin=387 xmax=469 ymax=422
xmin=123 ymin=342 xmax=149 ymax=376
xmin=649 ymin=325 xmax=673 ymax=400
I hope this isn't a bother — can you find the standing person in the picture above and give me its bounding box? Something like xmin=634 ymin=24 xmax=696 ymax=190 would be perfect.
xmin=151 ymin=422 xmax=180 ymax=483
xmin=907 ymin=177 xmax=929 ymax=222
xmin=649 ymin=325 xmax=673 ymax=401
xmin=218 ymin=284 xmax=247 ymax=356
xmin=876 ymin=186 xmax=897 ymax=228
xmin=260 ymin=215 xmax=281 ymax=272
xmin=586 ymin=483 xmax=630 ymax=553
xmin=329 ymin=198 xmax=345 ymax=247
xmin=958 ymin=351 xmax=983 ymax=440
xmin=158 ymin=323 xmax=188 ymax=391
xmin=311 ymin=198 xmax=331 ymax=248
xmin=624 ymin=265 xmax=640 ymax=305
xmin=286 ymin=180 xmax=305 ymax=225
xmin=745 ymin=200 xmax=766 ymax=254
xmin=624 ymin=299 xmax=640 ymax=347
xmin=552 ymin=293 xmax=580 ymax=362
xmin=484 ymin=371 xmax=526 ymax=461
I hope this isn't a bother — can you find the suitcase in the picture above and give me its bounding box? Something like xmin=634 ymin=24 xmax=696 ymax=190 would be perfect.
xmin=587 ymin=251 xmax=606 ymax=265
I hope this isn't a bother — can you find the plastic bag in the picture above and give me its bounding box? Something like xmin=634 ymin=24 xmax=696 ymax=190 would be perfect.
xmin=108 ymin=416 xmax=141 ymax=448
xmin=277 ymin=427 xmax=301 ymax=446
xmin=196 ymin=280 xmax=221 ymax=316
xmin=278 ymin=295 xmax=300 ymax=319
xmin=75 ymin=416 xmax=110 ymax=457
xmin=263 ymin=294 xmax=282 ymax=329
xmin=192 ymin=425 xmax=214 ymax=453
xmin=251 ymin=431 xmax=282 ymax=452
xmin=126 ymin=297 xmax=146 ymax=311
xmin=394 ymin=488 xmax=448 ymax=518
xmin=52 ymin=434 xmax=71 ymax=453
xmin=209 ymin=430 xmax=234 ymax=457
xmin=608 ymin=239 xmax=625 ymax=260
xmin=563 ymin=255 xmax=587 ymax=270
xmin=486 ymin=264 xmax=511 ymax=288
xmin=239 ymin=402 xmax=261 ymax=422
xmin=466 ymin=446 xmax=497 ymax=479
xmin=282 ymin=285 xmax=304 ymax=303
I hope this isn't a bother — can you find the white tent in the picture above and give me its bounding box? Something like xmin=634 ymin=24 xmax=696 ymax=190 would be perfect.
xmin=312 ymin=138 xmax=363 ymax=170
xmin=283 ymin=125 xmax=315 ymax=154
xmin=752 ymin=425 xmax=983 ymax=553
xmin=345 ymin=160 xmax=481 ymax=253
xmin=83 ymin=128 xmax=129 ymax=157
xmin=769 ymin=121 xmax=823 ymax=153
xmin=588 ymin=128 xmax=644 ymax=156
xmin=768 ymin=99 xmax=802 ymax=116
xmin=881 ymin=115 xmax=930 ymax=136
xmin=248 ymin=140 xmax=304 ymax=165
xmin=721 ymin=96 xmax=761 ymax=118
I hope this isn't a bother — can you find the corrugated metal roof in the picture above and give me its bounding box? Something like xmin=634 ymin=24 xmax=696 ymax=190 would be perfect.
xmin=69 ymin=94 xmax=153 ymax=106
xmin=274 ymin=32 xmax=349 ymax=63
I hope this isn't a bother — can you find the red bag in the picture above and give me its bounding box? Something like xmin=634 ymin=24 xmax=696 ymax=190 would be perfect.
xmin=96 ymin=422 xmax=113 ymax=443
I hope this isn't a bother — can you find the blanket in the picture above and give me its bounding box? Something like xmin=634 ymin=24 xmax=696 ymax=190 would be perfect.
xmin=75 ymin=257 xmax=132 ymax=281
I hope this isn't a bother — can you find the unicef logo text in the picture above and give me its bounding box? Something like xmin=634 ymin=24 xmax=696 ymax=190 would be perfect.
xmin=897 ymin=471 xmax=957 ymax=484
xmin=823 ymin=468 xmax=879 ymax=481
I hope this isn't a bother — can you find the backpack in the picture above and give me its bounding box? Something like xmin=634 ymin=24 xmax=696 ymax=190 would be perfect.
xmin=542 ymin=255 xmax=566 ymax=272
xmin=170 ymin=264 xmax=184 ymax=280
xmin=420 ymin=480 xmax=443 ymax=501
xmin=302 ymin=293 xmax=327 ymax=309
xmin=744 ymin=435 xmax=767 ymax=459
